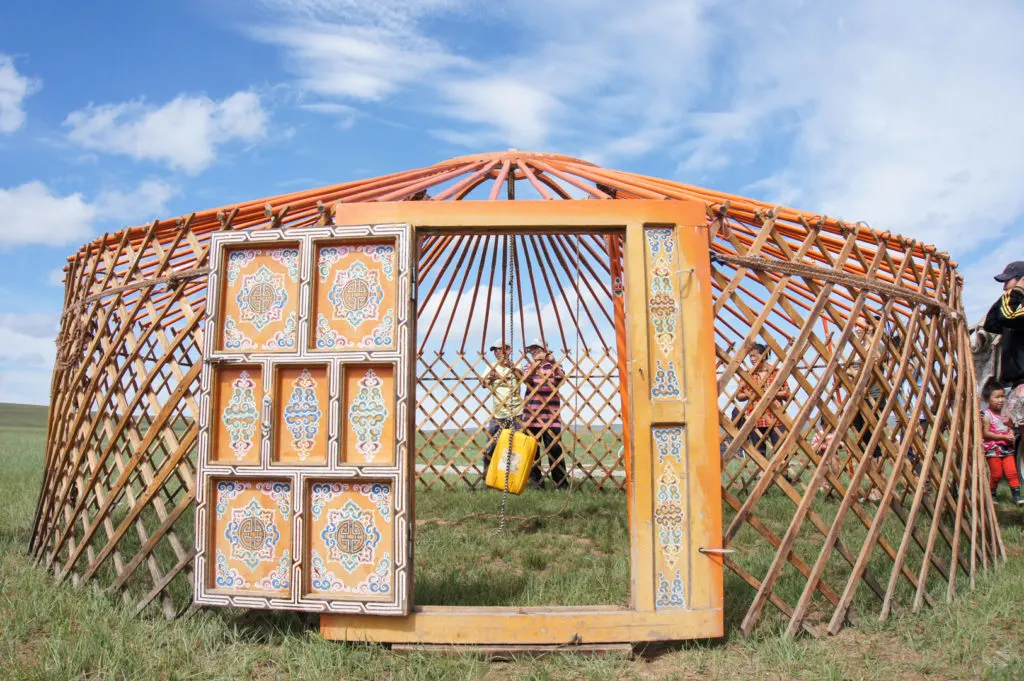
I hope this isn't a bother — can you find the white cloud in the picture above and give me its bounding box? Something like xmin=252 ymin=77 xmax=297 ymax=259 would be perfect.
xmin=245 ymin=0 xmax=715 ymax=152
xmin=0 ymin=179 xmax=176 ymax=247
xmin=437 ymin=77 xmax=559 ymax=149
xmin=0 ymin=55 xmax=40 ymax=133
xmin=0 ymin=312 xmax=58 ymax=341
xmin=0 ymin=313 xmax=59 ymax=405
xmin=94 ymin=179 xmax=178 ymax=224
xmin=245 ymin=0 xmax=1024 ymax=314
xmin=0 ymin=367 xmax=53 ymax=405
xmin=64 ymin=91 xmax=268 ymax=173
xmin=298 ymin=101 xmax=359 ymax=129
xmin=0 ymin=182 xmax=95 ymax=247
xmin=959 ymin=232 xmax=1024 ymax=323
xmin=680 ymin=0 xmax=1024 ymax=251
xmin=249 ymin=20 xmax=469 ymax=102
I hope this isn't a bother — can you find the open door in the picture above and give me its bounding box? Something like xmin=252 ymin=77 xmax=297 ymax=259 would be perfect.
xmin=193 ymin=223 xmax=414 ymax=614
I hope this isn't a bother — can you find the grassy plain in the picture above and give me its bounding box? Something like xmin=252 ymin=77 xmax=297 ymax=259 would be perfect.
xmin=3 ymin=405 xmax=1024 ymax=679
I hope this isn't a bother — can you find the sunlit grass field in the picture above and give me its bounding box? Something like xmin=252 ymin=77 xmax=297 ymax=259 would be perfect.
xmin=4 ymin=405 xmax=1024 ymax=679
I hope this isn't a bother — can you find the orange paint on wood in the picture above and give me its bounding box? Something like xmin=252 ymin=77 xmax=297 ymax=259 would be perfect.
xmin=218 ymin=245 xmax=301 ymax=352
xmin=212 ymin=365 xmax=263 ymax=465
xmin=274 ymin=365 xmax=330 ymax=465
xmin=312 ymin=240 xmax=399 ymax=352
xmin=320 ymin=606 xmax=723 ymax=644
xmin=208 ymin=478 xmax=292 ymax=597
xmin=341 ymin=364 xmax=396 ymax=466
xmin=304 ymin=478 xmax=396 ymax=601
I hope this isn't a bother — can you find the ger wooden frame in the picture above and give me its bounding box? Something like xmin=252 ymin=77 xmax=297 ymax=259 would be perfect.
xmin=32 ymin=150 xmax=996 ymax=638
xmin=318 ymin=200 xmax=725 ymax=645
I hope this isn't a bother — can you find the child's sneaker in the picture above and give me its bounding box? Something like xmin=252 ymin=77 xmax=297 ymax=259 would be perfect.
xmin=1014 ymin=487 xmax=1024 ymax=507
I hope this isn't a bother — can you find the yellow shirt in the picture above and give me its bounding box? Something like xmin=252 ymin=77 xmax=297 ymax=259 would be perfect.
xmin=489 ymin=364 xmax=523 ymax=420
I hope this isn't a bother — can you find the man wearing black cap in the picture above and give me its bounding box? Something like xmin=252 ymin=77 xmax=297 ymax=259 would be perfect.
xmin=983 ymin=261 xmax=1024 ymax=459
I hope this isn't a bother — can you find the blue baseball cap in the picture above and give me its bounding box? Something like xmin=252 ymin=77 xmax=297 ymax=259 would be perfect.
xmin=995 ymin=261 xmax=1024 ymax=283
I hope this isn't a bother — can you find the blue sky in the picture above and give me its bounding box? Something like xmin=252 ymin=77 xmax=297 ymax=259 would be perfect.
xmin=0 ymin=0 xmax=1022 ymax=405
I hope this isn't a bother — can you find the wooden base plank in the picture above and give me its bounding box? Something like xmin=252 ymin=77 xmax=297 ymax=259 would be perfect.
xmin=390 ymin=643 xmax=634 ymax=659
xmin=321 ymin=607 xmax=723 ymax=645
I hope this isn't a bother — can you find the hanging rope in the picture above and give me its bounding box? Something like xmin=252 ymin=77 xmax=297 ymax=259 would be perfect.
xmin=66 ymin=266 xmax=211 ymax=313
xmin=479 ymin=233 xmax=582 ymax=529
xmin=709 ymin=252 xmax=959 ymax=319
xmin=492 ymin=232 xmax=517 ymax=536
xmin=53 ymin=266 xmax=212 ymax=372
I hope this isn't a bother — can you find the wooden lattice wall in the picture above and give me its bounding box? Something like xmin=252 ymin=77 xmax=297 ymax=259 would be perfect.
xmin=29 ymin=151 xmax=1001 ymax=635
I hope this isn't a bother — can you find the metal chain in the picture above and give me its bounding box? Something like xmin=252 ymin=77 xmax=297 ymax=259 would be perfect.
xmin=567 ymin=232 xmax=582 ymax=496
xmin=493 ymin=231 xmax=516 ymax=536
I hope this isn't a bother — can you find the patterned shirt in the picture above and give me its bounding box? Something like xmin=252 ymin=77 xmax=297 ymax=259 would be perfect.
xmin=487 ymin=364 xmax=523 ymax=421
xmin=738 ymin=368 xmax=789 ymax=428
xmin=982 ymin=408 xmax=1015 ymax=458
xmin=522 ymin=360 xmax=565 ymax=429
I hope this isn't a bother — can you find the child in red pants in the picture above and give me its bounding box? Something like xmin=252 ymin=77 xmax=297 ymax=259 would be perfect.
xmin=982 ymin=381 xmax=1023 ymax=506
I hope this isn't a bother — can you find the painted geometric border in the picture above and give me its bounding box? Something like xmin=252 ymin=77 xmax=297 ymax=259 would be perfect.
xmin=643 ymin=226 xmax=692 ymax=611
xmin=193 ymin=223 xmax=412 ymax=614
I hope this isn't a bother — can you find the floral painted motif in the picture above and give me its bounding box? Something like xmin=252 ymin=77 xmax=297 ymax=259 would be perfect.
xmin=655 ymin=462 xmax=684 ymax=569
xmin=226 ymin=250 xmax=257 ymax=284
xmin=215 ymin=548 xmax=248 ymax=589
xmin=265 ymin=312 xmax=297 ymax=350
xmin=315 ymin=310 xmax=395 ymax=350
xmin=320 ymin=500 xmax=382 ymax=573
xmin=310 ymin=482 xmax=392 ymax=523
xmin=653 ymin=426 xmax=684 ymax=464
xmin=361 ymin=481 xmax=392 ymax=521
xmin=236 ymin=265 xmax=288 ymax=332
xmin=361 ymin=310 xmax=394 ymax=348
xmin=647 ymin=227 xmax=676 ymax=256
xmin=651 ymin=360 xmax=682 ymax=399
xmin=328 ymin=261 xmax=383 ymax=328
xmin=310 ymin=548 xmax=392 ymax=595
xmin=225 ymin=498 xmax=281 ymax=571
xmin=253 ymin=550 xmax=291 ymax=591
xmin=314 ymin=313 xmax=346 ymax=349
xmin=656 ymin=570 xmax=686 ymax=608
xmin=282 ymin=369 xmax=322 ymax=461
xmin=309 ymin=482 xmax=340 ymax=521
xmin=318 ymin=244 xmax=394 ymax=283
xmin=647 ymin=228 xmax=679 ymax=358
xmin=317 ymin=245 xmax=350 ymax=283
xmin=366 ymin=244 xmax=395 ymax=281
xmin=348 ymin=369 xmax=388 ymax=461
xmin=215 ymin=480 xmax=248 ymax=518
xmin=269 ymin=248 xmax=300 ymax=282
xmin=222 ymin=315 xmax=257 ymax=351
xmin=221 ymin=371 xmax=259 ymax=460
xmin=253 ymin=481 xmax=291 ymax=521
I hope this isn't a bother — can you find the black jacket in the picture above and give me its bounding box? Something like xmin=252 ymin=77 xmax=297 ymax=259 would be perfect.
xmin=984 ymin=285 xmax=1024 ymax=385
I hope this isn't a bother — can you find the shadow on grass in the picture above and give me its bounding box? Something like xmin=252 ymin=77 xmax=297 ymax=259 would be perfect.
xmin=413 ymin=569 xmax=531 ymax=606
xmin=994 ymin=507 xmax=1024 ymax=527
xmin=217 ymin=608 xmax=318 ymax=644
xmin=632 ymin=636 xmax=729 ymax=661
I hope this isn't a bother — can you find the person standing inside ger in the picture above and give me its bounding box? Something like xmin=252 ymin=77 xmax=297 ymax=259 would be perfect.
xmin=983 ymin=261 xmax=1024 ymax=464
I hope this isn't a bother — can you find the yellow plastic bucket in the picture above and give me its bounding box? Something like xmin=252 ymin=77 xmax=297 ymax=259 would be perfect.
xmin=485 ymin=429 xmax=538 ymax=495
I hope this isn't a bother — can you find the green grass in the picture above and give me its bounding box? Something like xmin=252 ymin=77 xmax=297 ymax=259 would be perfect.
xmin=0 ymin=402 xmax=48 ymax=430
xmin=416 ymin=429 xmax=625 ymax=470
xmin=414 ymin=487 xmax=630 ymax=607
xmin=5 ymin=414 xmax=1024 ymax=679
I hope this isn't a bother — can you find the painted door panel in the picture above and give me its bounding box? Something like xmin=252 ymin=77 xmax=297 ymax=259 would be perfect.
xmin=194 ymin=223 xmax=413 ymax=615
